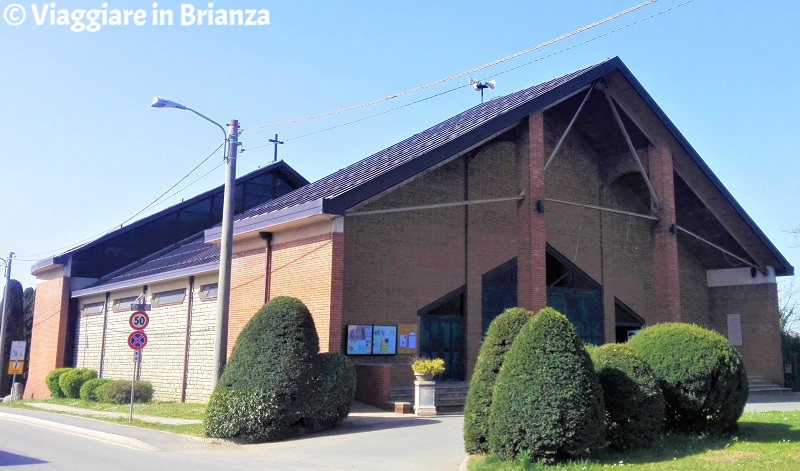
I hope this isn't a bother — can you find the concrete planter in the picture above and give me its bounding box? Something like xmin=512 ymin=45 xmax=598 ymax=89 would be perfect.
xmin=414 ymin=379 xmax=437 ymax=417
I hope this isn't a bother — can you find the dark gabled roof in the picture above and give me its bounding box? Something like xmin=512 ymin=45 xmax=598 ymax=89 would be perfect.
xmin=236 ymin=60 xmax=612 ymax=221
xmin=72 ymin=233 xmax=219 ymax=297
xmin=33 ymin=160 xmax=307 ymax=278
xmin=208 ymin=57 xmax=791 ymax=276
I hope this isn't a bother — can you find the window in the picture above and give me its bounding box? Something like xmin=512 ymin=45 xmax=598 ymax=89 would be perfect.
xmin=112 ymin=296 xmax=139 ymax=313
xmin=481 ymin=259 xmax=518 ymax=335
xmin=546 ymin=247 xmax=603 ymax=345
xmin=81 ymin=301 xmax=105 ymax=317
xmin=199 ymin=283 xmax=218 ymax=301
xmin=153 ymin=288 xmax=186 ymax=307
xmin=615 ymin=298 xmax=644 ymax=343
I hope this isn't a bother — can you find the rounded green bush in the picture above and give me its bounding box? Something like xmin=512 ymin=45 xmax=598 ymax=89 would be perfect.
xmin=45 ymin=368 xmax=72 ymax=398
xmin=463 ymin=307 xmax=532 ymax=454
xmin=587 ymin=344 xmax=664 ymax=451
xmin=98 ymin=380 xmax=153 ymax=404
xmin=489 ymin=308 xmax=606 ymax=462
xmin=58 ymin=368 xmax=98 ymax=399
xmin=306 ymin=352 xmax=357 ymax=432
xmin=79 ymin=378 xmax=113 ymax=402
xmin=206 ymin=297 xmax=353 ymax=442
xmin=626 ymin=323 xmax=748 ymax=434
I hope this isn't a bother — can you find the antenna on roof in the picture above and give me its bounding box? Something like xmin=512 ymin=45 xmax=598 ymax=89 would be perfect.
xmin=469 ymin=78 xmax=496 ymax=103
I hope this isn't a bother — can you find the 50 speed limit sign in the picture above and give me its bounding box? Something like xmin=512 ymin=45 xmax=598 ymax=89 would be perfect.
xmin=129 ymin=311 xmax=149 ymax=331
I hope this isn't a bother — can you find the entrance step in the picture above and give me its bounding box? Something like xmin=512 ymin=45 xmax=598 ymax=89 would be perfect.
xmin=748 ymin=376 xmax=792 ymax=394
xmin=384 ymin=381 xmax=470 ymax=413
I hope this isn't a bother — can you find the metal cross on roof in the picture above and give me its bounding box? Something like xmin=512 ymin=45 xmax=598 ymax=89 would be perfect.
xmin=269 ymin=134 xmax=284 ymax=162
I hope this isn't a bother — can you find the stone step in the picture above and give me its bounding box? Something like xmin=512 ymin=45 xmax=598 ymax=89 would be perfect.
xmin=748 ymin=377 xmax=792 ymax=394
xmin=385 ymin=382 xmax=470 ymax=412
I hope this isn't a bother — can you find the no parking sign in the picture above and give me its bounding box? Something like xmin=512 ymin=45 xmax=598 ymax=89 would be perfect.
xmin=128 ymin=331 xmax=148 ymax=350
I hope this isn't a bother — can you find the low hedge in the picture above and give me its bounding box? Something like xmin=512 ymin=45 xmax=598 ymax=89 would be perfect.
xmin=463 ymin=307 xmax=531 ymax=454
xmin=59 ymin=368 xmax=98 ymax=399
xmin=79 ymin=378 xmax=113 ymax=402
xmin=588 ymin=344 xmax=665 ymax=451
xmin=627 ymin=323 xmax=748 ymax=434
xmin=98 ymin=380 xmax=154 ymax=404
xmin=45 ymin=368 xmax=72 ymax=398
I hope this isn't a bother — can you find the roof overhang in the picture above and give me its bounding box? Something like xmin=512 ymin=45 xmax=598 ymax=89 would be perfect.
xmin=72 ymin=262 xmax=219 ymax=298
xmin=31 ymin=255 xmax=69 ymax=276
xmin=204 ymin=198 xmax=338 ymax=243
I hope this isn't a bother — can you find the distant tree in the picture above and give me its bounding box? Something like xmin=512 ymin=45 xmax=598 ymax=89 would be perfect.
xmin=779 ymin=278 xmax=798 ymax=334
xmin=1 ymin=280 xmax=26 ymax=392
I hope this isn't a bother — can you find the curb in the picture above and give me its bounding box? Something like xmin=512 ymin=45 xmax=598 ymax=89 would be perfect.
xmin=0 ymin=411 xmax=160 ymax=451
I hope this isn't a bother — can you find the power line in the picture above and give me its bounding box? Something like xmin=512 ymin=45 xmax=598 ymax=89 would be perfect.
xmin=243 ymin=0 xmax=694 ymax=148
xmin=241 ymin=0 xmax=661 ymax=132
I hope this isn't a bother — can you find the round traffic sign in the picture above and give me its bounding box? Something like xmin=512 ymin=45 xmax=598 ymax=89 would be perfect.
xmin=129 ymin=311 xmax=149 ymax=330
xmin=128 ymin=331 xmax=148 ymax=350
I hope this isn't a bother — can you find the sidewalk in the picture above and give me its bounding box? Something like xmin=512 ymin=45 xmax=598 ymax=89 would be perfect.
xmin=744 ymin=391 xmax=800 ymax=412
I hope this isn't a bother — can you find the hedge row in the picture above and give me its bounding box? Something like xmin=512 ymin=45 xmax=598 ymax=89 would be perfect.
xmin=464 ymin=310 xmax=748 ymax=463
xmin=45 ymin=367 xmax=153 ymax=404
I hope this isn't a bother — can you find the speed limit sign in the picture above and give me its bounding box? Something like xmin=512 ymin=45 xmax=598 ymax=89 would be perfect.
xmin=129 ymin=311 xmax=149 ymax=330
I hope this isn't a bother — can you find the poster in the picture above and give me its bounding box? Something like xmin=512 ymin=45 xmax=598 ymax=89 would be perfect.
xmin=397 ymin=324 xmax=417 ymax=354
xmin=371 ymin=325 xmax=397 ymax=355
xmin=346 ymin=325 xmax=373 ymax=355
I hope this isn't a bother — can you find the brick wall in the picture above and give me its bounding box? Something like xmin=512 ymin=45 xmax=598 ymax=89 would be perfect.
xmin=26 ymin=275 xmax=71 ymax=399
xmin=678 ymin=241 xmax=711 ymax=327
xmin=73 ymin=295 xmax=106 ymax=372
xmin=270 ymin=232 xmax=336 ymax=352
xmin=100 ymin=288 xmax=143 ymax=383
xmin=709 ymin=282 xmax=784 ymax=384
xmin=227 ymin=247 xmax=266 ymax=357
xmin=185 ymin=275 xmax=217 ymax=402
xmin=650 ymin=144 xmax=681 ymax=323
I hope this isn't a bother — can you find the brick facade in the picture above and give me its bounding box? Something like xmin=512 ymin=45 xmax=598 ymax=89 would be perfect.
xmin=26 ymin=274 xmax=71 ymax=399
xmin=227 ymin=247 xmax=267 ymax=357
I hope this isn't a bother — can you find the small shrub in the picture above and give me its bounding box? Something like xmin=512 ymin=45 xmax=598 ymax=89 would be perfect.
xmin=98 ymin=380 xmax=154 ymax=404
xmin=627 ymin=323 xmax=748 ymax=434
xmin=588 ymin=344 xmax=665 ymax=451
xmin=463 ymin=307 xmax=531 ymax=454
xmin=306 ymin=352 xmax=357 ymax=432
xmin=410 ymin=358 xmax=445 ymax=376
xmin=59 ymin=368 xmax=98 ymax=399
xmin=79 ymin=378 xmax=113 ymax=402
xmin=45 ymin=368 xmax=72 ymax=398
xmin=489 ymin=308 xmax=606 ymax=462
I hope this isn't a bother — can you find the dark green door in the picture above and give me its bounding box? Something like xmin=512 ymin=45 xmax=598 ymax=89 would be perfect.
xmin=420 ymin=314 xmax=464 ymax=381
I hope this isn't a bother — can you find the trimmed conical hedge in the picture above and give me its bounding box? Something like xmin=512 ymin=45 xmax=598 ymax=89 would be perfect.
xmin=588 ymin=344 xmax=664 ymax=451
xmin=463 ymin=307 xmax=532 ymax=454
xmin=489 ymin=308 xmax=606 ymax=461
xmin=626 ymin=322 xmax=748 ymax=434
xmin=205 ymin=297 xmax=355 ymax=441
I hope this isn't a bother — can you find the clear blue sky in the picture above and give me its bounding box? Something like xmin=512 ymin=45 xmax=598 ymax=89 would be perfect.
xmin=1 ymin=0 xmax=798 ymax=290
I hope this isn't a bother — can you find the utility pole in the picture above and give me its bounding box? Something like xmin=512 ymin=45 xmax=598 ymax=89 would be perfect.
xmin=212 ymin=120 xmax=239 ymax=387
xmin=0 ymin=252 xmax=14 ymax=380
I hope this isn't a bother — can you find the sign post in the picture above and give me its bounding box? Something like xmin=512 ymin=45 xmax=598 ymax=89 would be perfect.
xmin=8 ymin=341 xmax=26 ymax=394
xmin=128 ymin=312 xmax=149 ymax=422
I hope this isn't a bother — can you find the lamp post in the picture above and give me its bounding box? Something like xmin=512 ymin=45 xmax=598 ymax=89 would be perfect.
xmin=151 ymin=97 xmax=239 ymax=387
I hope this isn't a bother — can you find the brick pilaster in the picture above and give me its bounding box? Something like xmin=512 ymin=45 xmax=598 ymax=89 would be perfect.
xmin=517 ymin=113 xmax=548 ymax=312
xmin=328 ymin=231 xmax=345 ymax=353
xmin=650 ymin=143 xmax=681 ymax=323
xmin=26 ymin=275 xmax=71 ymax=399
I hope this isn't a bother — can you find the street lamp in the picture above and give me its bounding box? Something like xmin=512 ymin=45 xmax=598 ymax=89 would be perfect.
xmin=151 ymin=97 xmax=239 ymax=388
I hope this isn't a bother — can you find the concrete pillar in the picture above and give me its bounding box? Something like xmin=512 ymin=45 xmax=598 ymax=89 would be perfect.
xmin=650 ymin=143 xmax=681 ymax=323
xmin=517 ymin=112 xmax=548 ymax=312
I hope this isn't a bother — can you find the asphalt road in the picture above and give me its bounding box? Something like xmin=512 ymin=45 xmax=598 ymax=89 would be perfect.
xmin=0 ymin=407 xmax=466 ymax=471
